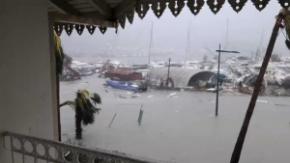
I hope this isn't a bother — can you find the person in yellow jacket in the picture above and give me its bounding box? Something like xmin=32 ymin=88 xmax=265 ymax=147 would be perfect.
xmin=60 ymin=89 xmax=101 ymax=139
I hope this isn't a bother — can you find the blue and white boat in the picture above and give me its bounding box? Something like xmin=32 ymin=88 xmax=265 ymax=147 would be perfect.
xmin=106 ymin=80 xmax=147 ymax=92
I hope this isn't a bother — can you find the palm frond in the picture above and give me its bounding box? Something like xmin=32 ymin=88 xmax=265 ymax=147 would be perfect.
xmin=53 ymin=31 xmax=65 ymax=75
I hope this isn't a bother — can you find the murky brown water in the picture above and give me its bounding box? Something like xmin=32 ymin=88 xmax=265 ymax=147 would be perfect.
xmin=60 ymin=74 xmax=290 ymax=163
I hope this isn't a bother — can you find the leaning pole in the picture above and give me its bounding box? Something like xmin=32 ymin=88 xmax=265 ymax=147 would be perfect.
xmin=230 ymin=12 xmax=285 ymax=163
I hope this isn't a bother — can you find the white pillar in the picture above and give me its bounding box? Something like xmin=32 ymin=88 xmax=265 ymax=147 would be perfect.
xmin=0 ymin=0 xmax=58 ymax=162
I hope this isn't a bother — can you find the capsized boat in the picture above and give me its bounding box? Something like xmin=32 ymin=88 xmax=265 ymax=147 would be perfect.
xmin=237 ymin=74 xmax=267 ymax=95
xmin=104 ymin=67 xmax=143 ymax=81
xmin=106 ymin=80 xmax=147 ymax=92
xmin=206 ymin=87 xmax=223 ymax=93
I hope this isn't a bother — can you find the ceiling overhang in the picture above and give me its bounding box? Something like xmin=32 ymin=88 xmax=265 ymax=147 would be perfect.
xmin=49 ymin=0 xmax=290 ymax=36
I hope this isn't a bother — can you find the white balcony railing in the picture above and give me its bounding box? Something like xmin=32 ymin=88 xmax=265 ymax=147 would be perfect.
xmin=2 ymin=132 xmax=160 ymax=163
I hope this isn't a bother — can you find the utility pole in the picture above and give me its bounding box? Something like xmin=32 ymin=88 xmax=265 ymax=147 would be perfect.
xmin=215 ymin=44 xmax=239 ymax=117
xmin=166 ymin=58 xmax=171 ymax=87
xmin=230 ymin=12 xmax=284 ymax=163
xmin=216 ymin=44 xmax=221 ymax=117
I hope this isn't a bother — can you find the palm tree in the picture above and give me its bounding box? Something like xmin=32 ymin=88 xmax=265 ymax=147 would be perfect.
xmin=53 ymin=31 xmax=65 ymax=75
xmin=54 ymin=31 xmax=101 ymax=140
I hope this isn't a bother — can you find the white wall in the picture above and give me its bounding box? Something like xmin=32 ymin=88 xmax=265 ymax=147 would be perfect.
xmin=0 ymin=0 xmax=58 ymax=162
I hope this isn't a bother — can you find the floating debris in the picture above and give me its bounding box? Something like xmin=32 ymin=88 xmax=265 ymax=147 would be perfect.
xmin=275 ymin=103 xmax=290 ymax=107
xmin=257 ymin=99 xmax=269 ymax=104
xmin=147 ymin=95 xmax=154 ymax=98
xmin=167 ymin=92 xmax=178 ymax=98
xmin=108 ymin=113 xmax=117 ymax=128
xmin=118 ymin=94 xmax=127 ymax=99
xmin=137 ymin=105 xmax=144 ymax=126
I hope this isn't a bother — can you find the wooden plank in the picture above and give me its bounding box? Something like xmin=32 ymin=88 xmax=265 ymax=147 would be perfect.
xmin=49 ymin=0 xmax=82 ymax=16
xmin=114 ymin=0 xmax=137 ymax=18
xmin=49 ymin=12 xmax=117 ymax=28
xmin=83 ymin=11 xmax=114 ymax=20
xmin=89 ymin=0 xmax=113 ymax=19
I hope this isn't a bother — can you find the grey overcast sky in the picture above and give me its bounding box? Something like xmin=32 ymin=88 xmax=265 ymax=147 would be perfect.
xmin=61 ymin=1 xmax=289 ymax=62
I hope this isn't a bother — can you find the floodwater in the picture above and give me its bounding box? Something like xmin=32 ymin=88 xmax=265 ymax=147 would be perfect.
xmin=60 ymin=74 xmax=290 ymax=163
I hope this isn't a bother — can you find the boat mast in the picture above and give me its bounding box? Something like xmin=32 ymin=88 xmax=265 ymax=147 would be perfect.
xmin=185 ymin=20 xmax=191 ymax=65
xmin=224 ymin=18 xmax=229 ymax=49
xmin=146 ymin=22 xmax=154 ymax=83
xmin=256 ymin=31 xmax=265 ymax=62
xmin=148 ymin=21 xmax=154 ymax=66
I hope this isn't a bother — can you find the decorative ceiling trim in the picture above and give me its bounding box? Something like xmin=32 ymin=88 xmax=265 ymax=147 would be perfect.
xmin=53 ymin=23 xmax=108 ymax=36
xmin=135 ymin=0 xmax=150 ymax=19
xmin=187 ymin=0 xmax=205 ymax=15
xmin=152 ymin=0 xmax=167 ymax=18
xmin=52 ymin=0 xmax=290 ymax=35
xmin=132 ymin=0 xmax=290 ymax=19
xmin=279 ymin=0 xmax=290 ymax=8
xmin=86 ymin=25 xmax=96 ymax=35
xmin=228 ymin=0 xmax=248 ymax=12
xmin=115 ymin=0 xmax=290 ymax=31
xmin=207 ymin=0 xmax=225 ymax=14
xmin=169 ymin=0 xmax=185 ymax=17
xmin=251 ymin=0 xmax=270 ymax=11
xmin=99 ymin=26 xmax=108 ymax=34
xmin=126 ymin=9 xmax=135 ymax=24
xmin=64 ymin=23 xmax=74 ymax=36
